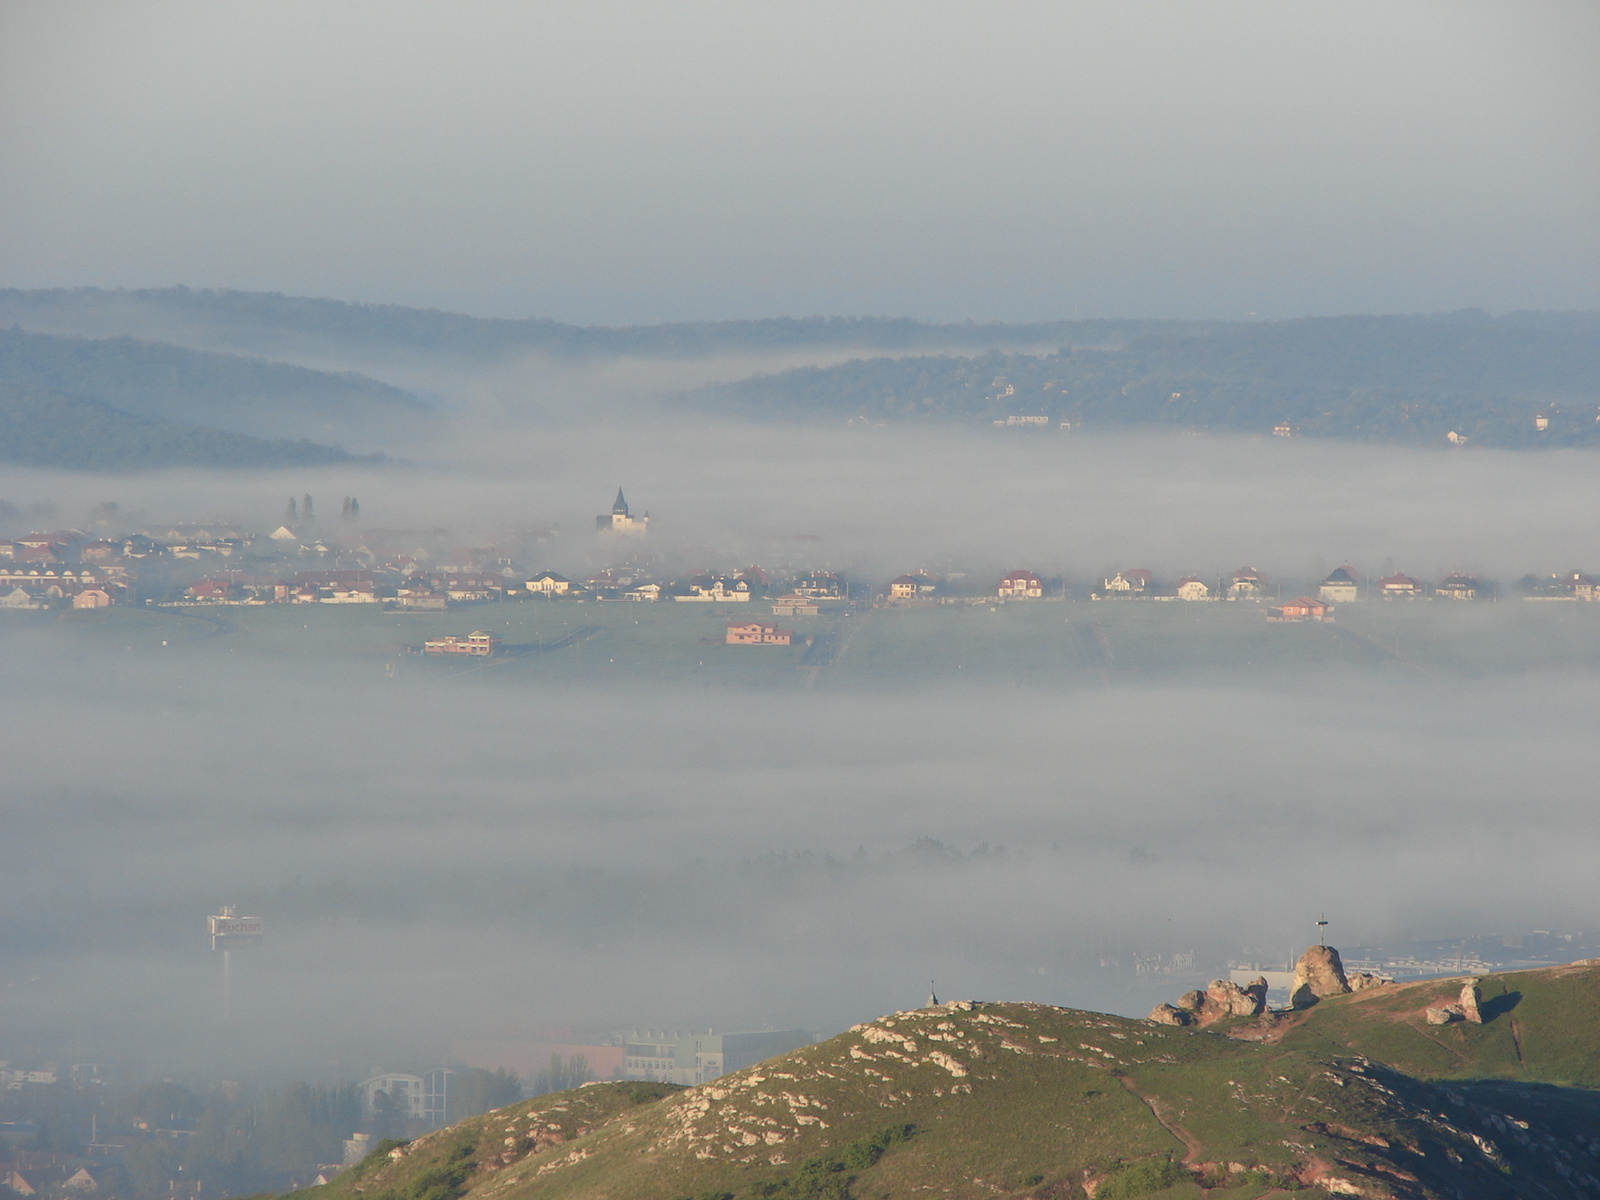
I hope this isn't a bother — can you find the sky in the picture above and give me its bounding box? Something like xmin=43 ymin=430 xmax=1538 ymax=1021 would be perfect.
xmin=2 ymin=1 xmax=1597 ymax=323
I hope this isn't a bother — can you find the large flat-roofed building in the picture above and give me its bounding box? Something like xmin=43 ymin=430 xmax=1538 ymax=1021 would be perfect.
xmin=622 ymin=1030 xmax=813 ymax=1086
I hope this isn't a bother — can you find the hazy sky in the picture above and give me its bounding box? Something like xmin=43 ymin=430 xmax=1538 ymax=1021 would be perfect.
xmin=2 ymin=1 xmax=1596 ymax=323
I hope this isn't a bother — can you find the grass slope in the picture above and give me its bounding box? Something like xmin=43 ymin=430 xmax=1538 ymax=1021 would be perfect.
xmin=307 ymin=981 xmax=1600 ymax=1200
xmin=1275 ymin=960 xmax=1600 ymax=1089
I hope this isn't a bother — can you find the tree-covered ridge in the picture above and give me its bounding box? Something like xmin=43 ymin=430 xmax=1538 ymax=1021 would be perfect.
xmin=0 ymin=324 xmax=425 ymax=427
xmin=0 ymin=286 xmax=1193 ymax=359
xmin=686 ymin=310 xmax=1600 ymax=447
xmin=0 ymin=382 xmax=367 ymax=471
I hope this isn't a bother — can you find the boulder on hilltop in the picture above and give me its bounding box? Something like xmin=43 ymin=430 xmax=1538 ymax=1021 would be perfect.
xmin=1291 ymin=944 xmax=1351 ymax=1008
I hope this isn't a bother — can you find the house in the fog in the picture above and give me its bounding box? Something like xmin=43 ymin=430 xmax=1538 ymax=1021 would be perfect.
xmin=1318 ymin=567 xmax=1360 ymax=603
xmin=1174 ymin=577 xmax=1211 ymax=601
xmin=1227 ymin=568 xmax=1266 ymax=601
xmin=1102 ymin=569 xmax=1151 ymax=597
xmin=1378 ymin=572 xmax=1422 ymax=599
xmin=726 ymin=622 xmax=792 ymax=646
xmin=998 ymin=569 xmax=1043 ymax=599
xmin=1269 ymin=596 xmax=1331 ymax=622
xmin=1435 ymin=574 xmax=1484 ymax=601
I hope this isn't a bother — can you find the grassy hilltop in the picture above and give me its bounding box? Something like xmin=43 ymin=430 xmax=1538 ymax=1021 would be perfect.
xmin=306 ymin=962 xmax=1600 ymax=1200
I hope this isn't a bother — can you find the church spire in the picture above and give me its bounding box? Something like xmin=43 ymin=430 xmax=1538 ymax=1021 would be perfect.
xmin=613 ymin=487 xmax=629 ymax=515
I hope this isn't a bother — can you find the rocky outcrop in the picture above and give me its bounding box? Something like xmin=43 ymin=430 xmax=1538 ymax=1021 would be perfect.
xmin=1347 ymin=971 xmax=1392 ymax=992
xmin=1291 ymin=945 xmax=1351 ymax=1008
xmin=1426 ymin=1004 xmax=1464 ymax=1025
xmin=1146 ymin=1003 xmax=1193 ymax=1026
xmin=1175 ymin=990 xmax=1205 ymax=1014
xmin=1203 ymin=977 xmax=1268 ymax=1020
xmin=1459 ymin=979 xmax=1483 ymax=1024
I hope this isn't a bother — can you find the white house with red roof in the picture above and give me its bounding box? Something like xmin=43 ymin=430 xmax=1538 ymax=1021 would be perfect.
xmin=998 ymin=569 xmax=1043 ymax=599
xmin=1378 ymin=572 xmax=1422 ymax=599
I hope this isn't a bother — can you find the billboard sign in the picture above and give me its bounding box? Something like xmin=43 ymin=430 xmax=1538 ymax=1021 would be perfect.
xmin=209 ymin=913 xmax=263 ymax=948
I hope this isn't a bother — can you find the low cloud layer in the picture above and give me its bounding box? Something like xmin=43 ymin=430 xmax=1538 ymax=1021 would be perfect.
xmin=3 ymin=627 xmax=1597 ymax=1081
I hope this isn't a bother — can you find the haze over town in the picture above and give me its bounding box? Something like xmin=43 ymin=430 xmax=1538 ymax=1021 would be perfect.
xmin=1 ymin=5 xmax=1597 ymax=1198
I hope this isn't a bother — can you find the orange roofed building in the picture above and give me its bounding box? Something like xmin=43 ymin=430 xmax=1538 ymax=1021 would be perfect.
xmin=726 ymin=622 xmax=793 ymax=646
xmin=1268 ymin=596 xmax=1331 ymax=622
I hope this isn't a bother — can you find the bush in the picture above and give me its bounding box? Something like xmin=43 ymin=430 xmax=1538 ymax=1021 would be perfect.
xmin=1095 ymin=1155 xmax=1187 ymax=1199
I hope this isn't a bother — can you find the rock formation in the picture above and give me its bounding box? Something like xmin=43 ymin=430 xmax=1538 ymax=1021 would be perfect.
xmin=1146 ymin=1003 xmax=1193 ymax=1026
xmin=1203 ymin=977 xmax=1268 ymax=1020
xmin=1291 ymin=944 xmax=1351 ymax=1008
xmin=1347 ymin=971 xmax=1391 ymax=992
xmin=1426 ymin=1004 xmax=1464 ymax=1025
xmin=1459 ymin=979 xmax=1483 ymax=1024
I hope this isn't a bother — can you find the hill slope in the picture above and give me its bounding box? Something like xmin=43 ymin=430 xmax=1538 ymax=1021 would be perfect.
xmin=0 ymin=325 xmax=425 ymax=439
xmin=312 ymin=964 xmax=1600 ymax=1200
xmin=685 ymin=311 xmax=1600 ymax=447
xmin=0 ymin=286 xmax=1165 ymax=361
xmin=0 ymin=382 xmax=367 ymax=471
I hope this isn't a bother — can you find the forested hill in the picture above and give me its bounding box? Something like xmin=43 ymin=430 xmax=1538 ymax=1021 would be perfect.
xmin=685 ymin=310 xmax=1600 ymax=448
xmin=0 ymin=286 xmax=1188 ymax=360
xmin=0 ymin=324 xmax=425 ymax=434
xmin=0 ymin=382 xmax=366 ymax=471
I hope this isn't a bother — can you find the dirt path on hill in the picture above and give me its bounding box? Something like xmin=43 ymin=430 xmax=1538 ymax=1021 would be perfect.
xmin=1115 ymin=1075 xmax=1204 ymax=1165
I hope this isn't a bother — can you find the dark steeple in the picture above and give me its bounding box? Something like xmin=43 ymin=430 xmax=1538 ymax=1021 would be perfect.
xmin=613 ymin=488 xmax=629 ymax=515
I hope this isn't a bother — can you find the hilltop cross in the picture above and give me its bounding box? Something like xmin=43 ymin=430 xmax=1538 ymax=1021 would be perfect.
xmin=1317 ymin=915 xmax=1330 ymax=946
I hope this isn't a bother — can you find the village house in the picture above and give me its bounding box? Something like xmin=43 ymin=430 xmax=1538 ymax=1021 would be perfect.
xmin=887 ymin=573 xmax=937 ymax=601
xmin=998 ymin=569 xmax=1043 ymax=600
xmin=0 ymin=587 xmax=42 ymax=609
xmin=770 ymin=593 xmax=820 ymax=616
xmin=1101 ymin=569 xmax=1151 ymax=597
xmin=676 ymin=576 xmax=751 ymax=602
xmin=726 ymin=622 xmax=793 ymax=646
xmin=1435 ymin=574 xmax=1484 ymax=601
xmin=423 ymin=631 xmax=502 ymax=657
xmin=1227 ymin=568 xmax=1266 ymax=600
xmin=1378 ymin=572 xmax=1422 ymax=599
xmin=791 ymin=572 xmax=844 ymax=600
xmin=1318 ymin=567 xmax=1360 ymax=603
xmin=526 ymin=571 xmax=571 ymax=595
xmin=71 ymin=589 xmax=112 ymax=609
xmin=1174 ymin=577 xmax=1211 ymax=601
xmin=1269 ymin=596 xmax=1332 ymax=622
xmin=625 ymin=582 xmax=662 ymax=601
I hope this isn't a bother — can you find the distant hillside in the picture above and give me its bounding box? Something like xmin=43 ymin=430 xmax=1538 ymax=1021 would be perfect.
xmin=301 ymin=961 xmax=1600 ymax=1200
xmin=686 ymin=311 xmax=1600 ymax=448
xmin=0 ymin=382 xmax=366 ymax=471
xmin=0 ymin=286 xmax=1188 ymax=361
xmin=0 ymin=324 xmax=425 ymax=438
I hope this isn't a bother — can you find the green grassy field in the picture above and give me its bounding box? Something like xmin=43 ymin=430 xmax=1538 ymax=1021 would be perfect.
xmin=8 ymin=597 xmax=1600 ymax=690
